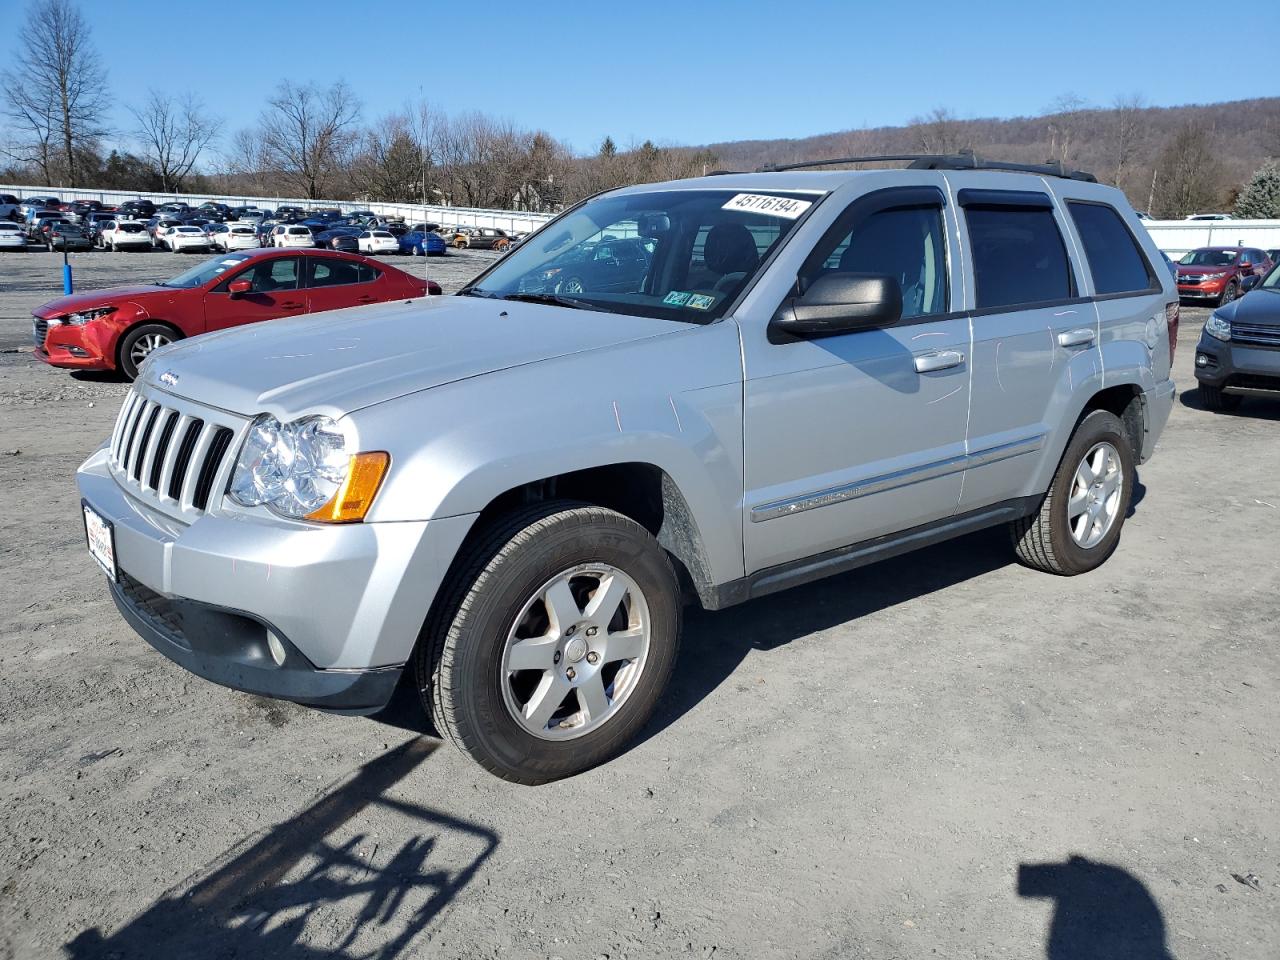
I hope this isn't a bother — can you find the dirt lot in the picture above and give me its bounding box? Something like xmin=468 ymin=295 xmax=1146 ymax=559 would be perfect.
xmin=1 ymin=248 xmax=1277 ymax=960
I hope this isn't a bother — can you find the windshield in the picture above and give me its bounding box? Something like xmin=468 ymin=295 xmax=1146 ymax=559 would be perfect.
xmin=1180 ymin=249 xmax=1237 ymax=266
xmin=159 ymin=253 xmax=253 ymax=288
xmin=1262 ymin=263 xmax=1280 ymax=291
xmin=466 ymin=188 xmax=822 ymax=322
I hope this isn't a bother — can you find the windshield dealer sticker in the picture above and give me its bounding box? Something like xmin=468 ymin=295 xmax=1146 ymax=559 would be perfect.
xmin=687 ymin=294 xmax=716 ymax=310
xmin=722 ymin=193 xmax=812 ymax=219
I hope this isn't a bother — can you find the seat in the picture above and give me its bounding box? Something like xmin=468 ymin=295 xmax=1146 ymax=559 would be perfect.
xmin=838 ymin=219 xmax=928 ymax=316
xmin=704 ymin=223 xmax=760 ymax=295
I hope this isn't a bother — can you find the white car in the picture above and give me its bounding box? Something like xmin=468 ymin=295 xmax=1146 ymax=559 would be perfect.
xmin=1185 ymin=213 xmax=1234 ymax=221
xmin=272 ymin=224 xmax=315 ymax=248
xmin=212 ymin=223 xmax=260 ymax=251
xmin=101 ymin=220 xmax=152 ymax=250
xmin=357 ymin=230 xmax=398 ymax=254
xmin=0 ymin=220 xmax=27 ymax=250
xmin=162 ymin=225 xmax=212 ymax=253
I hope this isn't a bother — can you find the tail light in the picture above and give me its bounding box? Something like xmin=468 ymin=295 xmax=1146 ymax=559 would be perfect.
xmin=1165 ymin=301 xmax=1180 ymax=362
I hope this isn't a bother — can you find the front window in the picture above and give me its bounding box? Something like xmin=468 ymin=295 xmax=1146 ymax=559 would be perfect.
xmin=465 ymin=188 xmax=821 ymax=322
xmin=1179 ymin=249 xmax=1237 ymax=267
xmin=159 ymin=253 xmax=253 ymax=289
xmin=1262 ymin=263 xmax=1280 ymax=291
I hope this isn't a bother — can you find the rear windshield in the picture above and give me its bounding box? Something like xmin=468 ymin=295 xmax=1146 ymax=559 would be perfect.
xmin=287 ymin=227 xmax=310 ymax=235
xmin=117 ymin=223 xmax=144 ymax=232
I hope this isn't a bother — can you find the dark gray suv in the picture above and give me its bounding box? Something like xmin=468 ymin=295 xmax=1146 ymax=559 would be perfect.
xmin=1194 ymin=264 xmax=1280 ymax=410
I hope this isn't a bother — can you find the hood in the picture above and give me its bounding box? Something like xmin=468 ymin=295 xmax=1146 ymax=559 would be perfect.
xmin=33 ymin=285 xmax=171 ymax=318
xmin=1217 ymin=288 xmax=1280 ymax=326
xmin=140 ymin=295 xmax=690 ymax=417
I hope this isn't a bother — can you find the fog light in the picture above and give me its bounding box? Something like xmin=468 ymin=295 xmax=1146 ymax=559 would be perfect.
xmin=267 ymin=631 xmax=287 ymax=666
xmin=1196 ymin=354 xmax=1208 ymax=367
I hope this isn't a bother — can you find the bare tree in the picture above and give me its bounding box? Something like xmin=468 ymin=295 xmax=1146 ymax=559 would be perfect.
xmin=911 ymin=107 xmax=966 ymax=154
xmin=350 ymin=112 xmax=422 ymax=202
xmin=1044 ymin=93 xmax=1090 ymax=166
xmin=1154 ymin=122 xmax=1224 ymax=217
xmin=1108 ymin=93 xmax=1148 ymax=190
xmin=130 ymin=90 xmax=220 ymax=192
xmin=255 ymin=80 xmax=360 ymax=199
xmin=0 ymin=0 xmax=108 ymax=184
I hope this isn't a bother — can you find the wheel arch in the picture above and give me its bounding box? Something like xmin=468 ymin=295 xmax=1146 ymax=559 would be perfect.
xmin=114 ymin=317 xmax=184 ymax=370
xmin=459 ymin=461 xmax=718 ymax=610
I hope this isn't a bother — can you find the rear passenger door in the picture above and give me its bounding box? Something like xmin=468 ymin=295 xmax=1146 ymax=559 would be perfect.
xmin=952 ymin=178 xmax=1100 ymax=512
xmin=304 ymin=257 xmax=382 ymax=314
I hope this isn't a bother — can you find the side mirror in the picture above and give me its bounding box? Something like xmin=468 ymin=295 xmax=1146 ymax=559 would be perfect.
xmin=228 ymin=279 xmax=252 ymax=297
xmin=1239 ymin=260 xmax=1252 ymax=269
xmin=1242 ymin=274 xmax=1260 ymax=292
xmin=769 ymin=273 xmax=903 ymax=342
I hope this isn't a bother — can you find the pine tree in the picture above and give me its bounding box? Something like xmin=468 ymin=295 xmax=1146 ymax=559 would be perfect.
xmin=1234 ymin=161 xmax=1280 ymax=219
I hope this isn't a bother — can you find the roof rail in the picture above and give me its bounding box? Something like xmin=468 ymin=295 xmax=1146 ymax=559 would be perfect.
xmin=757 ymin=151 xmax=1097 ymax=183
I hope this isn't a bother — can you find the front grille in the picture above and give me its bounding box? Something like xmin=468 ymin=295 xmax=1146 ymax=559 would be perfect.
xmin=107 ymin=387 xmax=244 ymax=518
xmin=1232 ymin=323 xmax=1280 ymax=348
xmin=32 ymin=318 xmax=48 ymax=350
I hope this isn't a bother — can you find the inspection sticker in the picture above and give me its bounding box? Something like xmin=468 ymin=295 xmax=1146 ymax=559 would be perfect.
xmin=663 ymin=291 xmax=692 ymax=306
xmin=687 ymin=294 xmax=717 ymax=310
xmin=721 ymin=193 xmax=812 ymax=219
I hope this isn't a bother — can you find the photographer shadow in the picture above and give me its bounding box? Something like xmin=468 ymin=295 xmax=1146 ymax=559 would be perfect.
xmin=1019 ymin=855 xmax=1175 ymax=960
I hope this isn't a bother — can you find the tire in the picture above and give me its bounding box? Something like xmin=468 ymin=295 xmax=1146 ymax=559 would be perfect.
xmin=1198 ymin=383 xmax=1242 ymax=412
xmin=117 ymin=323 xmax=178 ymax=381
xmin=1009 ymin=409 xmax=1134 ymax=576
xmin=557 ymin=276 xmax=586 ymax=295
xmin=416 ymin=501 xmax=682 ymax=785
xmin=1218 ymin=281 xmax=1238 ymax=307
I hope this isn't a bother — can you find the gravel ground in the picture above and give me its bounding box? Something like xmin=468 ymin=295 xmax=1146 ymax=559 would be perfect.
xmin=0 ymin=248 xmax=1277 ymax=960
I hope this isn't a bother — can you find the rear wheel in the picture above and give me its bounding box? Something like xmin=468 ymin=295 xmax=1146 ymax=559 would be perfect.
xmin=417 ymin=502 xmax=682 ymax=784
xmin=1198 ymin=383 xmax=1242 ymax=412
xmin=1010 ymin=410 xmax=1134 ymax=576
xmin=117 ymin=323 xmax=178 ymax=381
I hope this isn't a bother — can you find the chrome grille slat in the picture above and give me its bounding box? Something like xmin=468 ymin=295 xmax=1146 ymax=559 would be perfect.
xmin=104 ymin=386 xmax=246 ymax=520
xmin=155 ymin=413 xmax=191 ymax=501
xmin=178 ymin=423 xmax=218 ymax=512
xmin=1232 ymin=323 xmax=1280 ymax=347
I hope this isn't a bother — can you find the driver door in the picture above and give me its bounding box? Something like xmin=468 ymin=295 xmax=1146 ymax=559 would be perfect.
xmin=203 ymin=256 xmax=305 ymax=332
xmin=741 ymin=184 xmax=971 ymax=573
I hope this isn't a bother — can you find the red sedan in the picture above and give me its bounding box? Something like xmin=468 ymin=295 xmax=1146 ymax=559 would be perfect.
xmin=33 ymin=248 xmax=441 ymax=380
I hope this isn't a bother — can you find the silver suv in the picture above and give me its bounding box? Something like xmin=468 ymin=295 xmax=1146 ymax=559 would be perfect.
xmin=77 ymin=156 xmax=1178 ymax=784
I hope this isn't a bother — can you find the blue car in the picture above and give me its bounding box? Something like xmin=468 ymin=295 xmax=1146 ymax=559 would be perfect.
xmin=399 ymin=230 xmax=447 ymax=256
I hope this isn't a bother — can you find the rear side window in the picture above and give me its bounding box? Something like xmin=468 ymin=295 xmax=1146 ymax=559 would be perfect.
xmin=1067 ymin=202 xmax=1156 ymax=295
xmin=308 ymin=259 xmax=379 ymax=287
xmin=966 ymin=206 xmax=1074 ymax=309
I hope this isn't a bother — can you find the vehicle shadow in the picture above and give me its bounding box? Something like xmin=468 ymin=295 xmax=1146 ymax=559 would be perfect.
xmin=63 ymin=737 xmax=499 ymax=960
xmin=70 ymin=369 xmax=126 ymax=384
xmin=1178 ymin=386 xmax=1280 ymax=421
xmin=1018 ymin=855 xmax=1175 ymax=959
xmin=640 ymin=525 xmax=1016 ymax=745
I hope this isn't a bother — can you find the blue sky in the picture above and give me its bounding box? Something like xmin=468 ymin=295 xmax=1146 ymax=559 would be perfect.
xmin=72 ymin=0 xmax=1247 ymax=158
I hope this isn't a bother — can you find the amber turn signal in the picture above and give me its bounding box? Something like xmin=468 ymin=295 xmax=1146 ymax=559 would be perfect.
xmin=305 ymin=451 xmax=390 ymax=523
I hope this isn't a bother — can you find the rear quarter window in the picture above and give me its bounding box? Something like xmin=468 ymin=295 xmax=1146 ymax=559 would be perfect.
xmin=1067 ymin=201 xmax=1156 ymax=295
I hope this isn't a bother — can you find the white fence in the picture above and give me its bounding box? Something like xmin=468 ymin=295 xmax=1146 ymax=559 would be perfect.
xmin=0 ymin=183 xmax=556 ymax=234
xmin=1142 ymin=220 xmax=1280 ymax=258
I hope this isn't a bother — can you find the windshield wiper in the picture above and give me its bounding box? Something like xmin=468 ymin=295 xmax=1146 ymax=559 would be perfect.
xmin=457 ymin=286 xmax=498 ymax=298
xmin=500 ymin=292 xmax=593 ymax=310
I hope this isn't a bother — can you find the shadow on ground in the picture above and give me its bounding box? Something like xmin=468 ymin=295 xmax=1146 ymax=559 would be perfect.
xmin=64 ymin=738 xmax=498 ymax=960
xmin=1019 ymin=855 xmax=1175 ymax=959
xmin=1179 ymin=386 xmax=1280 ymax=421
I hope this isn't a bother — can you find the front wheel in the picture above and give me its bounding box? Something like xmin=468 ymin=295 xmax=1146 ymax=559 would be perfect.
xmin=117 ymin=323 xmax=177 ymax=381
xmin=1009 ymin=410 xmax=1134 ymax=575
xmin=1218 ymin=281 xmax=1238 ymax=306
xmin=417 ymin=502 xmax=682 ymax=784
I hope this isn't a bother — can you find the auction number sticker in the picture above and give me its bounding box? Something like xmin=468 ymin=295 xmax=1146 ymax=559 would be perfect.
xmin=721 ymin=194 xmax=812 ymax=219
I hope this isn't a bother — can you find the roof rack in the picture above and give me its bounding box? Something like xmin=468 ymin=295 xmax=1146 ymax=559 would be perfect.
xmin=757 ymin=151 xmax=1097 ymax=183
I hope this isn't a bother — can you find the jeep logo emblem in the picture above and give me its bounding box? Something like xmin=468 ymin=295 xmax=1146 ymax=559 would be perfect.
xmin=159 ymin=370 xmax=179 ymax=387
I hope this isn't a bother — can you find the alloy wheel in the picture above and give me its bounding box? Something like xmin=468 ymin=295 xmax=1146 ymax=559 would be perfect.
xmin=500 ymin=563 xmax=651 ymax=740
xmin=128 ymin=331 xmax=171 ymax=368
xmin=1067 ymin=441 xmax=1123 ymax=549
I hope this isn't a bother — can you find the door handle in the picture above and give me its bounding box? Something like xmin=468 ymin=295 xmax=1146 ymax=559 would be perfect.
xmin=279 ymin=300 xmax=303 ymax=309
xmin=355 ymin=295 xmax=376 ymax=303
xmin=1057 ymin=328 xmax=1096 ymax=348
xmin=914 ymin=350 xmax=965 ymax=373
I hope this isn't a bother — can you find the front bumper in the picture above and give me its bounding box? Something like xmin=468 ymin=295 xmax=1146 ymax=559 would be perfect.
xmin=1194 ymin=333 xmax=1280 ymax=392
xmin=76 ymin=445 xmax=476 ymax=711
xmin=34 ymin=317 xmax=117 ymax=370
xmin=1177 ymin=279 xmax=1228 ymax=300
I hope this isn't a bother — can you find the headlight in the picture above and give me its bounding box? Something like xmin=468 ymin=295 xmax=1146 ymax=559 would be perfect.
xmin=1205 ymin=312 xmax=1231 ymax=342
xmin=229 ymin=415 xmax=388 ymax=522
xmin=57 ymin=306 xmax=117 ymax=326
